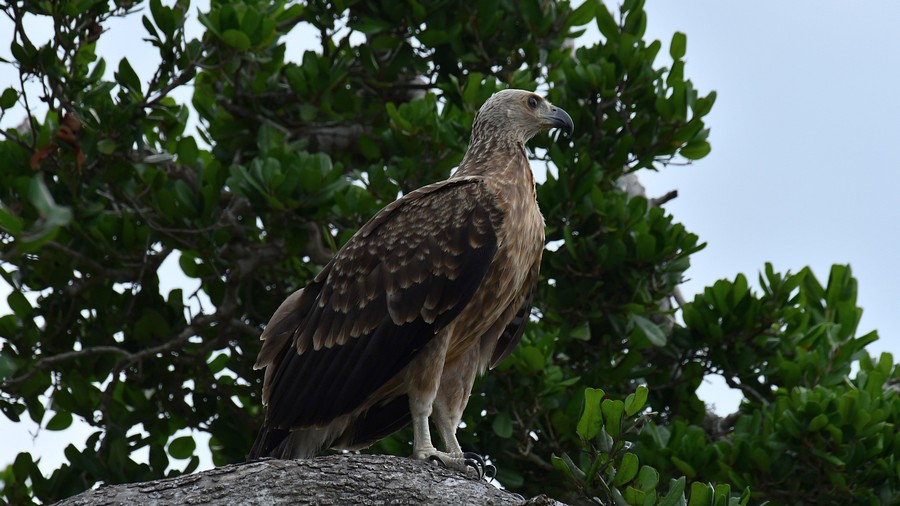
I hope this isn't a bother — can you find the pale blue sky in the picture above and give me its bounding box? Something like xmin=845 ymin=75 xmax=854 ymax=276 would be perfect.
xmin=1 ymin=0 xmax=897 ymax=479
xmin=636 ymin=1 xmax=900 ymax=362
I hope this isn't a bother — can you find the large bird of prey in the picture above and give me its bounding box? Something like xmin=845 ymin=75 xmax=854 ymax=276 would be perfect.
xmin=248 ymin=89 xmax=573 ymax=477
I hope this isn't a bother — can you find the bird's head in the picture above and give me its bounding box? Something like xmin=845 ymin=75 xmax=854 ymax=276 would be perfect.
xmin=472 ymin=89 xmax=574 ymax=145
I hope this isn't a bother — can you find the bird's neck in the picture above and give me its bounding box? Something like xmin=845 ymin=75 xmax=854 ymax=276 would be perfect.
xmin=455 ymin=136 xmax=528 ymax=180
xmin=454 ymin=137 xmax=537 ymax=207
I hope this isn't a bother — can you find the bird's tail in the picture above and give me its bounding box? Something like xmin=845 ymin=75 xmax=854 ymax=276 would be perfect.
xmin=247 ymin=422 xmax=349 ymax=460
xmin=247 ymin=424 xmax=292 ymax=460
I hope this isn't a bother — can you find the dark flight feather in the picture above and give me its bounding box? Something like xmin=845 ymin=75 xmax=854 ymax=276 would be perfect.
xmin=490 ymin=278 xmax=537 ymax=368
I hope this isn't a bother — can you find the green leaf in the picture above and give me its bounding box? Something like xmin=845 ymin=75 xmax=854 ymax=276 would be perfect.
xmin=624 ymin=486 xmax=649 ymax=505
xmin=737 ymin=487 xmax=752 ymax=506
xmin=350 ymin=16 xmax=393 ymax=35
xmin=142 ymin=14 xmax=160 ymax=40
xmin=688 ymin=482 xmax=712 ymax=506
xmin=694 ymin=91 xmax=717 ymax=117
xmin=670 ymin=32 xmax=687 ymax=60
xmin=660 ymin=477 xmax=687 ymax=506
xmin=179 ymin=251 xmax=200 ymax=277
xmin=517 ymin=345 xmax=545 ymax=373
xmin=601 ymin=399 xmax=625 ymax=438
xmin=177 ymin=137 xmax=199 ymax=165
xmin=550 ymin=454 xmax=574 ymax=482
xmin=28 ymin=175 xmax=58 ymax=216
xmin=184 ymin=455 xmax=200 ymax=475
xmin=625 ymin=385 xmax=649 ymax=416
xmin=13 ymin=453 xmax=35 ymax=482
xmin=174 ymin=180 xmax=196 ymax=211
xmin=371 ymin=34 xmax=401 ymax=52
xmin=680 ymin=140 xmax=711 ymax=160
xmin=492 ymin=411 xmax=513 ymax=438
xmin=149 ymin=443 xmax=169 ymax=473
xmin=0 ymin=352 xmax=17 ymax=381
xmin=26 ymin=175 xmax=73 ymax=237
xmin=712 ymin=484 xmax=731 ymax=504
xmin=551 ymin=452 xmax=586 ymax=482
xmin=10 ymin=41 xmax=36 ymax=68
xmin=385 ymin=102 xmax=413 ymax=132
xmin=568 ymin=1 xmax=596 ymax=27
xmin=115 ymin=58 xmax=142 ymax=94
xmin=7 ymin=290 xmax=31 ymax=316
xmin=168 ymin=435 xmax=196 ymax=459
xmin=207 ymin=353 xmax=229 ymax=374
xmin=150 ymin=0 xmax=176 ymax=38
xmin=613 ymin=452 xmax=639 ymax=486
xmin=635 ymin=465 xmax=660 ymax=491
xmin=808 ymin=413 xmax=829 ymax=432
xmin=357 ymin=135 xmax=381 ymax=160
xmin=0 ymin=87 xmax=18 ymax=109
xmin=46 ymin=411 xmax=73 ymax=431
xmin=577 ymin=387 xmax=605 ymax=440
xmin=596 ymin=4 xmax=619 ymax=40
xmin=635 ymin=232 xmax=656 ymax=260
xmin=632 ymin=314 xmax=667 ymax=346
xmin=220 ymin=29 xmax=251 ymax=51
xmin=569 ymin=321 xmax=591 ymax=341
xmin=0 ymin=205 xmax=23 ymax=234
xmin=671 ymin=456 xmax=696 ymax=477
xmin=97 ymin=139 xmax=117 ymax=154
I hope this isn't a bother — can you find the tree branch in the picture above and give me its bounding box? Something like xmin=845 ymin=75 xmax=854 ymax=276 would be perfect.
xmin=2 ymin=312 xmax=217 ymax=390
xmin=722 ymin=375 xmax=770 ymax=406
xmin=55 ymin=455 xmax=568 ymax=506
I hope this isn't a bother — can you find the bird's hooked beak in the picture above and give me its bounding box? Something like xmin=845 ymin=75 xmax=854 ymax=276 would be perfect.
xmin=542 ymin=105 xmax=574 ymax=136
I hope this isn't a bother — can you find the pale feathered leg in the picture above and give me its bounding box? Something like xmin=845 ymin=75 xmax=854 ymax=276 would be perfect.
xmin=406 ymin=333 xmax=485 ymax=478
xmin=429 ymin=352 xmax=494 ymax=479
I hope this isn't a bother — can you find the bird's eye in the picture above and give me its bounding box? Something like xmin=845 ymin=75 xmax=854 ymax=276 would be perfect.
xmin=527 ymin=96 xmax=538 ymax=109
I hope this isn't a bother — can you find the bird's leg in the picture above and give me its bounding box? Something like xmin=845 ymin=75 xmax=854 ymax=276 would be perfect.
xmin=405 ymin=333 xmax=483 ymax=477
xmin=410 ymin=398 xmax=475 ymax=475
xmin=414 ymin=402 xmax=488 ymax=479
xmin=410 ymin=396 xmax=440 ymax=459
xmin=430 ymin=401 xmax=493 ymax=479
xmin=405 ymin=337 xmax=444 ymax=463
xmin=429 ymin=354 xmax=495 ymax=480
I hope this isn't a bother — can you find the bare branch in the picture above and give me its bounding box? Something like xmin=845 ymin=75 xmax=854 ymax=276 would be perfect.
xmin=650 ymin=190 xmax=678 ymax=207
xmin=722 ymin=375 xmax=770 ymax=406
xmin=2 ymin=346 xmax=132 ymax=389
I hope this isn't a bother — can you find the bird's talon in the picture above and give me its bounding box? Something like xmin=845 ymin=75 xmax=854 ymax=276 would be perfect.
xmin=462 ymin=452 xmax=493 ymax=480
xmin=464 ymin=457 xmax=492 ymax=480
xmin=463 ymin=451 xmax=486 ymax=467
xmin=428 ymin=455 xmax=446 ymax=468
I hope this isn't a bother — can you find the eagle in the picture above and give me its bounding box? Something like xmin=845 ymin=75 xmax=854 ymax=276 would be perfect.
xmin=248 ymin=89 xmax=574 ymax=478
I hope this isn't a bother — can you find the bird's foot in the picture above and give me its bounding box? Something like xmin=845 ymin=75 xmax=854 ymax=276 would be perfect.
xmin=417 ymin=449 xmax=495 ymax=480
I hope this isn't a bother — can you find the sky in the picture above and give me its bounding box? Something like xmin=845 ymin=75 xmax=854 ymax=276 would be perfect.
xmin=1 ymin=0 xmax=898 ymax=482
xmin=632 ymin=1 xmax=900 ymax=362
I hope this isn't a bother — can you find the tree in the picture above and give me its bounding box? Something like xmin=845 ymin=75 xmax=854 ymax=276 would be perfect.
xmin=1 ymin=0 xmax=897 ymax=505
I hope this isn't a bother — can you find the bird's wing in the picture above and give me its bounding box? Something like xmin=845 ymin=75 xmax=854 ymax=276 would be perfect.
xmin=489 ymin=262 xmax=539 ymax=368
xmin=256 ymin=176 xmax=503 ymax=431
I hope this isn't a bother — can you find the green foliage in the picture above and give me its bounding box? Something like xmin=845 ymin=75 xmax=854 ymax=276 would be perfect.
xmin=554 ymin=386 xmax=752 ymax=505
xmin=637 ymin=266 xmax=899 ymax=505
xmin=0 ymin=0 xmax=895 ymax=505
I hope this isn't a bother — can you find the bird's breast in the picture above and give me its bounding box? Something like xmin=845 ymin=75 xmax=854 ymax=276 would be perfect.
xmin=443 ymin=188 xmax=544 ymax=370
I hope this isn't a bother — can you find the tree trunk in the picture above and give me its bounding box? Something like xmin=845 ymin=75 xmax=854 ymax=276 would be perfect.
xmin=55 ymin=454 xmax=568 ymax=506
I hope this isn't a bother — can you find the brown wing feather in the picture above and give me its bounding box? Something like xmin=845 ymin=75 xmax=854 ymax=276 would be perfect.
xmin=250 ymin=177 xmax=503 ymax=458
xmin=490 ymin=277 xmax=537 ymax=368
